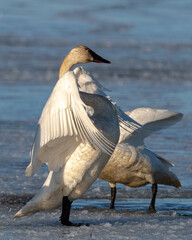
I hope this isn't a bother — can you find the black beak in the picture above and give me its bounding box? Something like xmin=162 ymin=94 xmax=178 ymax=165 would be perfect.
xmin=88 ymin=49 xmax=111 ymax=64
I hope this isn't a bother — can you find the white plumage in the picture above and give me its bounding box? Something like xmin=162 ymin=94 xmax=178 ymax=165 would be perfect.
xmin=14 ymin=65 xmax=182 ymax=219
xmin=26 ymin=71 xmax=117 ymax=176
xmin=13 ymin=47 xmax=120 ymax=225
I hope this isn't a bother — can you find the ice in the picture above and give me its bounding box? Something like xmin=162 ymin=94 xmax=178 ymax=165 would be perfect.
xmin=1 ymin=0 xmax=192 ymax=239
xmin=1 ymin=204 xmax=192 ymax=240
xmin=1 ymin=196 xmax=192 ymax=239
xmin=1 ymin=77 xmax=192 ymax=239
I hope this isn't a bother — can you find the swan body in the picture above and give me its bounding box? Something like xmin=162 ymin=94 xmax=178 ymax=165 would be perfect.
xmin=14 ymin=65 xmax=182 ymax=219
xmin=99 ymin=107 xmax=182 ymax=188
xmin=99 ymin=144 xmax=181 ymax=188
xmin=14 ymin=47 xmax=120 ymax=225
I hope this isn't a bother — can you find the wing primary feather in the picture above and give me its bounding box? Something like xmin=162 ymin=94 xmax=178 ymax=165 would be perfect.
xmin=93 ymin=130 xmax=116 ymax=154
xmin=53 ymin=113 xmax=56 ymax=139
xmin=118 ymin=116 xmax=141 ymax=131
xmin=47 ymin=115 xmax=50 ymax=143
xmin=75 ymin=113 xmax=87 ymax=143
xmin=47 ymin=115 xmax=51 ymax=143
xmin=74 ymin=103 xmax=116 ymax=155
xmin=76 ymin=111 xmax=94 ymax=145
xmin=63 ymin=109 xmax=68 ymax=136
xmin=68 ymin=109 xmax=78 ymax=136
xmin=56 ymin=111 xmax=60 ymax=137
xmin=49 ymin=113 xmax=53 ymax=140
xmin=94 ymin=130 xmax=116 ymax=148
xmin=66 ymin=108 xmax=73 ymax=136
xmin=73 ymin=103 xmax=102 ymax=151
xmin=65 ymin=93 xmax=73 ymax=136
xmin=52 ymin=113 xmax=55 ymax=139
xmin=59 ymin=109 xmax=64 ymax=137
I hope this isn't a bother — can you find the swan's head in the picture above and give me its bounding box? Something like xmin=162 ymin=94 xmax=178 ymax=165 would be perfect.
xmin=69 ymin=45 xmax=111 ymax=64
xmin=59 ymin=46 xmax=110 ymax=78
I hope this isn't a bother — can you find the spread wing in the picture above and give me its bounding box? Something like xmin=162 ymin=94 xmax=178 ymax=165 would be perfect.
xmin=74 ymin=66 xmax=142 ymax=133
xmin=72 ymin=67 xmax=183 ymax=147
xmin=26 ymin=71 xmax=117 ymax=177
xmin=119 ymin=107 xmax=183 ymax=146
xmin=127 ymin=108 xmax=183 ymax=128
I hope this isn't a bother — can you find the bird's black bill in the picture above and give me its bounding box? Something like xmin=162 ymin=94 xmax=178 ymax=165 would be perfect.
xmin=89 ymin=49 xmax=111 ymax=63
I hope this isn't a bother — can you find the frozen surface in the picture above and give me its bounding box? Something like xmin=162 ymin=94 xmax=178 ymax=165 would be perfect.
xmin=1 ymin=200 xmax=192 ymax=240
xmin=1 ymin=0 xmax=192 ymax=239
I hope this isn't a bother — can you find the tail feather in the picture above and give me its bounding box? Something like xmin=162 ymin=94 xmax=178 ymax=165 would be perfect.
xmin=13 ymin=171 xmax=63 ymax=219
xmin=155 ymin=155 xmax=181 ymax=188
xmin=155 ymin=170 xmax=181 ymax=188
xmin=13 ymin=188 xmax=62 ymax=219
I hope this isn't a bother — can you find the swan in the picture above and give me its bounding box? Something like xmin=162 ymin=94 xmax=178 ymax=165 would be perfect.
xmin=13 ymin=46 xmax=121 ymax=226
xmin=13 ymin=49 xmax=182 ymax=223
xmin=99 ymin=107 xmax=182 ymax=211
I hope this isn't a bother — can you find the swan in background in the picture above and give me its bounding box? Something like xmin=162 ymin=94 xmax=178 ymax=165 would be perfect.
xmin=14 ymin=46 xmax=120 ymax=226
xmin=99 ymin=107 xmax=182 ymax=211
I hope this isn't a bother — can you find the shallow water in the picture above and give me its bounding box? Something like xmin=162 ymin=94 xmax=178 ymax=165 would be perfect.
xmin=1 ymin=0 xmax=192 ymax=239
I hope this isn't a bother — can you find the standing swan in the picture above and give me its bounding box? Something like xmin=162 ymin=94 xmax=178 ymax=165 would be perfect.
xmin=99 ymin=107 xmax=182 ymax=211
xmin=14 ymin=46 xmax=120 ymax=226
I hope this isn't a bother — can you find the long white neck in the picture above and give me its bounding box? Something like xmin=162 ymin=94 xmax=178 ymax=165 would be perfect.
xmin=59 ymin=54 xmax=74 ymax=79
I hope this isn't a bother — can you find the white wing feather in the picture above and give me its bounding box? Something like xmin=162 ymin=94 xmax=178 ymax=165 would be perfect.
xmin=72 ymin=67 xmax=183 ymax=147
xmin=119 ymin=108 xmax=183 ymax=146
xmin=74 ymin=67 xmax=142 ymax=133
xmin=26 ymin=71 xmax=116 ymax=177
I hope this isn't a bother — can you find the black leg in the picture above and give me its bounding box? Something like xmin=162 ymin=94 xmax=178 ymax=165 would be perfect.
xmin=148 ymin=183 xmax=158 ymax=213
xmin=60 ymin=196 xmax=75 ymax=226
xmin=110 ymin=187 xmax=117 ymax=209
xmin=60 ymin=196 xmax=90 ymax=227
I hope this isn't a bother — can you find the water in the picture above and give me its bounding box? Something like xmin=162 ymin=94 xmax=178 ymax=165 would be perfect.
xmin=0 ymin=0 xmax=192 ymax=239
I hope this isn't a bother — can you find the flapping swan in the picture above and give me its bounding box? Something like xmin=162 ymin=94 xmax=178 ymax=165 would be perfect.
xmin=14 ymin=46 xmax=120 ymax=226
